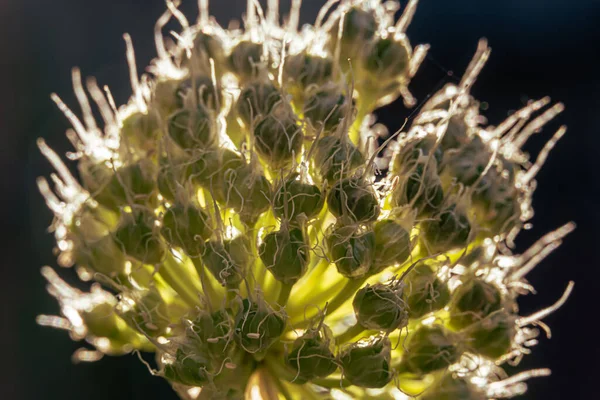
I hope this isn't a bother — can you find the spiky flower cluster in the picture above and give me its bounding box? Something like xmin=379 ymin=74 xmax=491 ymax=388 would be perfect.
xmin=37 ymin=1 xmax=574 ymax=399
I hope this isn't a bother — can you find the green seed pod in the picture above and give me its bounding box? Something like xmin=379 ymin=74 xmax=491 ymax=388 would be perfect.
xmin=163 ymin=348 xmax=212 ymax=387
xmin=303 ymin=87 xmax=350 ymax=134
xmin=440 ymin=115 xmax=471 ymax=151
xmin=326 ymin=223 xmax=375 ymax=278
xmin=404 ymin=263 xmax=450 ymax=318
xmin=372 ymin=219 xmax=411 ymax=273
xmin=392 ymin=137 xmax=443 ymax=175
xmin=114 ymin=210 xmax=165 ymax=264
xmin=285 ymin=326 xmax=337 ymax=383
xmin=118 ymin=286 xmax=170 ymax=337
xmin=339 ymin=336 xmax=393 ymax=388
xmin=400 ymin=325 xmax=460 ymax=375
xmin=284 ymin=53 xmax=333 ymax=92
xmin=161 ymin=204 xmax=212 ymax=257
xmin=394 ymin=164 xmax=444 ymax=217
xmin=120 ymin=111 xmax=161 ymax=154
xmin=186 ymin=31 xmax=226 ymax=74
xmin=330 ymin=7 xmax=377 ymax=65
xmin=472 ymin=171 xmax=520 ymax=236
xmin=80 ymin=159 xmax=157 ymax=210
xmin=353 ymin=282 xmax=409 ymax=332
xmin=75 ymin=234 xmax=127 ymax=277
xmin=259 ymin=226 xmax=309 ymax=285
xmin=253 ymin=112 xmax=303 ymax=169
xmin=229 ymin=41 xmax=263 ymax=81
xmin=188 ymin=309 xmax=235 ymax=362
xmin=156 ymin=157 xmax=186 ymax=204
xmin=82 ymin=302 xmax=136 ymax=347
xmin=312 ymin=136 xmax=364 ymax=183
xmin=421 ymin=373 xmax=485 ymax=400
xmin=449 ymin=279 xmax=503 ymax=330
xmin=187 ymin=148 xmax=245 ymax=190
xmin=466 ymin=311 xmax=514 ymax=359
xmin=202 ymin=236 xmax=251 ymax=288
xmin=168 ymin=105 xmax=216 ymax=151
xmin=363 ymin=38 xmax=410 ymax=82
xmin=175 ymin=76 xmax=222 ymax=111
xmin=422 ymin=205 xmax=471 ymax=254
xmin=234 ymin=298 xmax=286 ymax=353
xmin=236 ymin=81 xmax=283 ymax=126
xmin=273 ymin=174 xmax=324 ymax=222
xmin=327 ymin=178 xmax=380 ymax=223
xmin=220 ymin=162 xmax=271 ymax=225
xmin=444 ymin=136 xmax=490 ymax=187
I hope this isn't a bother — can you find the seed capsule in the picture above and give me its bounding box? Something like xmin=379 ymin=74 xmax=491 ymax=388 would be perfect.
xmin=330 ymin=7 xmax=377 ymax=66
xmin=363 ymin=37 xmax=410 ymax=83
xmin=449 ymin=279 xmax=503 ymax=330
xmin=220 ymin=162 xmax=271 ymax=226
xmin=187 ymin=32 xmax=226 ymax=74
xmin=326 ymin=223 xmax=375 ymax=278
xmin=466 ymin=311 xmax=514 ymax=359
xmin=422 ymin=205 xmax=471 ymax=254
xmin=120 ymin=111 xmax=161 ymax=154
xmin=327 ymin=178 xmax=380 ymax=223
xmin=175 ymin=76 xmax=222 ymax=111
xmin=372 ymin=219 xmax=411 ymax=273
xmin=118 ymin=287 xmax=170 ymax=337
xmin=273 ymin=174 xmax=324 ymax=222
xmin=229 ymin=41 xmax=263 ymax=82
xmin=303 ymin=87 xmax=350 ymax=134
xmin=168 ymin=105 xmax=216 ymax=151
xmin=339 ymin=336 xmax=393 ymax=388
xmin=353 ymin=282 xmax=409 ymax=332
xmin=253 ymin=113 xmax=303 ymax=169
xmin=114 ymin=210 xmax=165 ymax=265
xmin=259 ymin=226 xmax=310 ymax=285
xmin=161 ymin=204 xmax=212 ymax=257
xmin=188 ymin=309 xmax=235 ymax=362
xmin=391 ymin=137 xmax=443 ymax=175
xmin=234 ymin=298 xmax=286 ymax=353
xmin=80 ymin=159 xmax=157 ymax=211
xmin=399 ymin=325 xmax=460 ymax=375
xmin=404 ymin=263 xmax=450 ymax=318
xmin=202 ymin=236 xmax=250 ymax=288
xmin=284 ymin=53 xmax=333 ymax=92
xmin=75 ymin=234 xmax=127 ymax=278
xmin=312 ymin=136 xmax=364 ymax=183
xmin=393 ymin=163 xmax=444 ymax=217
xmin=236 ymin=81 xmax=284 ymax=126
xmin=421 ymin=373 xmax=485 ymax=400
xmin=285 ymin=329 xmax=337 ymax=383
xmin=156 ymin=157 xmax=186 ymax=204
xmin=187 ymin=148 xmax=245 ymax=190
xmin=163 ymin=348 xmax=212 ymax=387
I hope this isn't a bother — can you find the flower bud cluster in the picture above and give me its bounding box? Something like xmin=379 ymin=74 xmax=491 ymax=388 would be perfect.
xmin=37 ymin=1 xmax=573 ymax=399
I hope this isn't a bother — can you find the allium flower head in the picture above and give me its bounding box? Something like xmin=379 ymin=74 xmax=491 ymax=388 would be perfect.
xmin=37 ymin=1 xmax=574 ymax=398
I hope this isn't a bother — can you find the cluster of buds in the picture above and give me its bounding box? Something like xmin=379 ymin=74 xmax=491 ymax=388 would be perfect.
xmin=37 ymin=1 xmax=574 ymax=399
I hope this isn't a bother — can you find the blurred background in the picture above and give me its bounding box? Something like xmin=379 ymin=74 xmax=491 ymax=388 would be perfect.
xmin=1 ymin=0 xmax=599 ymax=399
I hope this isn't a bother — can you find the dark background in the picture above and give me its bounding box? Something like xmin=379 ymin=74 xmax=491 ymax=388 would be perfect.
xmin=1 ymin=0 xmax=599 ymax=399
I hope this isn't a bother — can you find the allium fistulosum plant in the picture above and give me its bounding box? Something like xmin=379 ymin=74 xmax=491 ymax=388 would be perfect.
xmin=36 ymin=1 xmax=574 ymax=398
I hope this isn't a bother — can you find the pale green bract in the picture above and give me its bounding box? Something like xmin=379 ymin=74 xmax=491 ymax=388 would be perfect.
xmin=36 ymin=1 xmax=574 ymax=399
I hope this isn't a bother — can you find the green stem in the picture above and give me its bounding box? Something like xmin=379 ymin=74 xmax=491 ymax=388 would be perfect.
xmin=277 ymin=282 xmax=293 ymax=307
xmin=159 ymin=254 xmax=201 ymax=307
xmin=191 ymin=258 xmax=221 ymax=309
xmin=311 ymin=376 xmax=351 ymax=389
xmin=335 ymin=323 xmax=365 ymax=344
xmin=292 ymin=277 xmax=366 ymax=326
xmin=264 ymin=358 xmax=294 ymax=400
